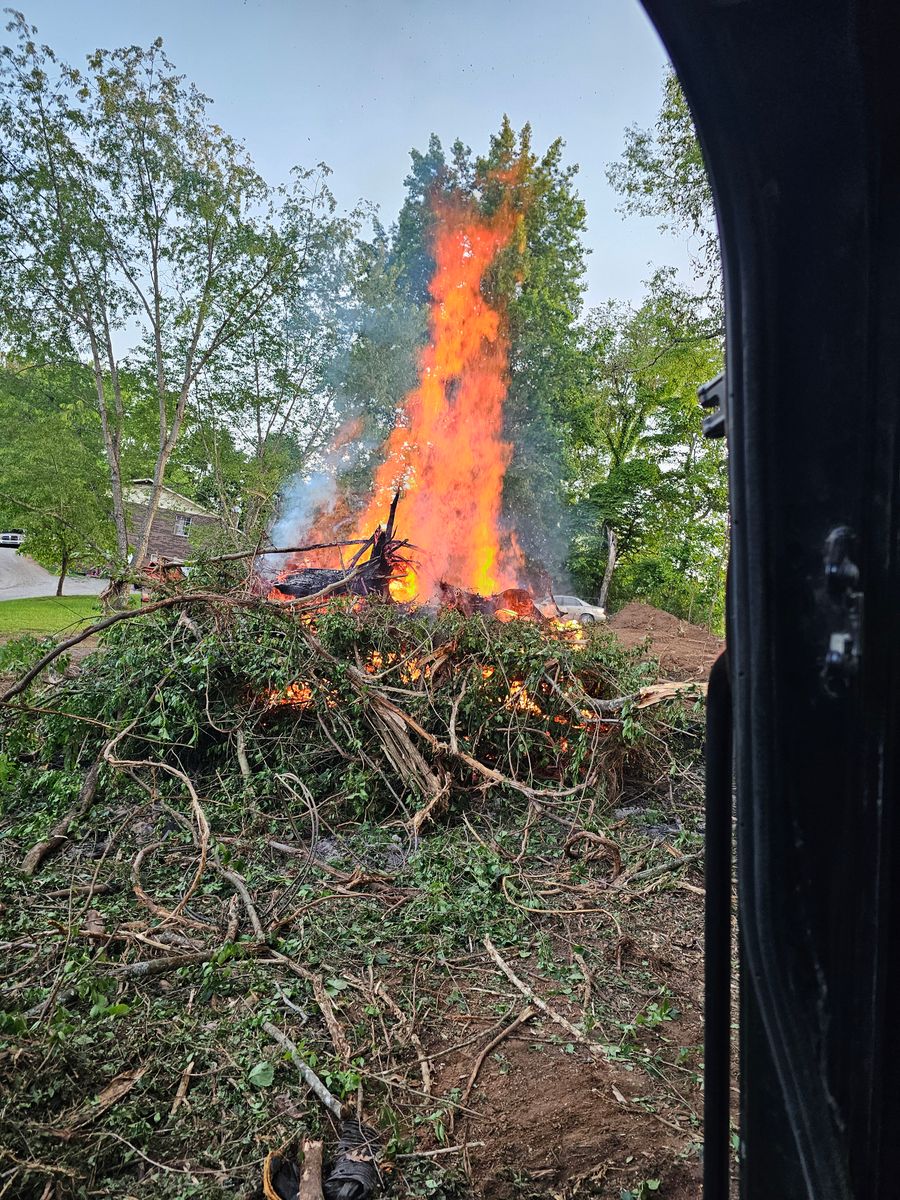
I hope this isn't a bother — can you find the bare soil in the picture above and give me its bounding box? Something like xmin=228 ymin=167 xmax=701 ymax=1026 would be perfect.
xmin=427 ymin=884 xmax=707 ymax=1199
xmin=608 ymin=603 xmax=723 ymax=682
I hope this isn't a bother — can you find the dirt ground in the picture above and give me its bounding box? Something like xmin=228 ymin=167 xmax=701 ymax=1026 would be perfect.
xmin=429 ymin=885 xmax=708 ymax=1199
xmin=608 ymin=603 xmax=723 ymax=683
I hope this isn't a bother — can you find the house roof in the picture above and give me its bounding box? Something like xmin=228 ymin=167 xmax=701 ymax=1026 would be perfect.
xmin=124 ymin=480 xmax=218 ymax=519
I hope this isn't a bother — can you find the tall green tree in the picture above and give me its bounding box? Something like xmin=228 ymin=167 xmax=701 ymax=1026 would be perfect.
xmin=607 ymin=68 xmax=719 ymax=300
xmin=569 ymin=270 xmax=726 ymax=626
xmin=0 ymin=362 xmax=114 ymax=592
xmin=475 ymin=118 xmax=591 ymax=578
xmin=0 ymin=13 xmax=339 ymax=589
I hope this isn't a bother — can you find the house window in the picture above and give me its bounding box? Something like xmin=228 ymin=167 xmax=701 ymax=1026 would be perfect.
xmin=174 ymin=514 xmax=193 ymax=537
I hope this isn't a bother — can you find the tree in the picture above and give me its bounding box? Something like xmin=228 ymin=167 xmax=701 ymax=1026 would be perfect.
xmin=606 ymin=68 xmax=720 ymax=300
xmin=475 ymin=118 xmax=592 ymax=578
xmin=184 ymin=183 xmax=363 ymax=541
xmin=0 ymin=14 xmax=338 ymax=595
xmin=569 ymin=270 xmax=727 ymax=626
xmin=0 ymin=361 xmax=115 ymax=592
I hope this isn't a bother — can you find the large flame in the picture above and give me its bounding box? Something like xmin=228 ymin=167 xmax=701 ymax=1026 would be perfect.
xmin=355 ymin=199 xmax=522 ymax=600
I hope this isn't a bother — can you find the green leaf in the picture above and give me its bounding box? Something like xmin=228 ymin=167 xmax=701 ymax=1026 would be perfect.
xmin=248 ymin=1061 xmax=275 ymax=1087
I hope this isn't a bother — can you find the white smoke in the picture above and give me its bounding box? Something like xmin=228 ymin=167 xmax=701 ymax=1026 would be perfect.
xmin=260 ymin=432 xmax=368 ymax=579
xmin=269 ymin=469 xmax=338 ymax=553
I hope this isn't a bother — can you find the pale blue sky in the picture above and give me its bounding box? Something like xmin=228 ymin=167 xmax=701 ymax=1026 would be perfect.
xmin=12 ymin=0 xmax=689 ymax=307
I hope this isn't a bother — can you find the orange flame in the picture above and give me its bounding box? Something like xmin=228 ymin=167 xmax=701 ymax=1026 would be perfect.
xmin=388 ymin=564 xmax=418 ymax=603
xmin=355 ymin=198 xmax=523 ymax=600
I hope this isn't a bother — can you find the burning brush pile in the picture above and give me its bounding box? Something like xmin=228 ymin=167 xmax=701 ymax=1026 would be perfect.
xmin=260 ymin=193 xmax=553 ymax=628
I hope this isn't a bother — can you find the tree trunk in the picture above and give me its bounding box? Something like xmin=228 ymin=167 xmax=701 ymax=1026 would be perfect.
xmin=598 ymin=526 xmax=618 ymax=611
xmin=56 ymin=548 xmax=69 ymax=596
xmin=88 ymin=335 xmax=128 ymax=563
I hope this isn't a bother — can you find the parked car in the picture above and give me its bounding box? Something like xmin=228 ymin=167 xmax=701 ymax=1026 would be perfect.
xmin=540 ymin=594 xmax=606 ymax=624
xmin=0 ymin=530 xmax=24 ymax=549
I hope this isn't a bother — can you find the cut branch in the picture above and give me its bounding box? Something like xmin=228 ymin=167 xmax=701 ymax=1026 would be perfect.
xmin=20 ymin=759 xmax=102 ymax=876
xmin=483 ymin=937 xmax=609 ymax=1060
xmin=262 ymin=1020 xmax=344 ymax=1119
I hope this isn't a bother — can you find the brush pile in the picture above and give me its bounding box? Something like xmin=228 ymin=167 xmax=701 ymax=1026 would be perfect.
xmin=0 ymin=564 xmax=708 ymax=1200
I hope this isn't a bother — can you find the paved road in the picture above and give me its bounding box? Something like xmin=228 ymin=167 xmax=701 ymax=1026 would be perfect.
xmin=0 ymin=552 xmax=108 ymax=600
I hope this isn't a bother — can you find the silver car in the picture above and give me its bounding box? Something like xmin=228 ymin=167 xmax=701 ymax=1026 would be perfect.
xmin=543 ymin=594 xmax=607 ymax=624
xmin=0 ymin=531 xmax=24 ymax=549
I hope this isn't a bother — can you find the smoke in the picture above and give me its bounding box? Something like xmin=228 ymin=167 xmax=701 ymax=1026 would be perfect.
xmin=269 ymin=469 xmax=338 ymax=552
xmin=262 ymin=422 xmax=367 ymax=578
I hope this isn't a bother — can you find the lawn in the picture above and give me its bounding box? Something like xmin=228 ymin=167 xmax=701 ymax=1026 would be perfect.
xmin=0 ymin=594 xmax=101 ymax=638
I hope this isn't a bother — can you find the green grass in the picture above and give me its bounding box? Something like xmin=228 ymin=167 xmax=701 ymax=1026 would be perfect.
xmin=0 ymin=595 xmax=101 ymax=638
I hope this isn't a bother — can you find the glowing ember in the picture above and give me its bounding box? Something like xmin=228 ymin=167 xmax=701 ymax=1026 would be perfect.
xmin=267 ymin=682 xmax=313 ymax=708
xmin=505 ymin=680 xmax=543 ymax=715
xmin=354 ymin=197 xmax=523 ymax=601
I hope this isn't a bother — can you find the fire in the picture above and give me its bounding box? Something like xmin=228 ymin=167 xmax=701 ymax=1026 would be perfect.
xmin=506 ymin=680 xmax=543 ymax=715
xmin=267 ymin=682 xmax=313 ymax=708
xmin=389 ymin=565 xmax=418 ymax=603
xmin=354 ymin=198 xmax=523 ymax=601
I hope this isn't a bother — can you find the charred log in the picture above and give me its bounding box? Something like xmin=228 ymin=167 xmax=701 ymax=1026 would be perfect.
xmin=437 ymin=583 xmax=544 ymax=622
xmin=270 ymin=491 xmax=410 ymax=601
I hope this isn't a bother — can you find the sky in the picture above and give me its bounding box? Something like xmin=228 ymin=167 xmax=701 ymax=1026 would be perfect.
xmin=13 ymin=0 xmax=689 ymax=308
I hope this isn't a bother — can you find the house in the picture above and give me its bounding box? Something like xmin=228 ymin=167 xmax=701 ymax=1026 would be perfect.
xmin=124 ymin=480 xmax=221 ymax=563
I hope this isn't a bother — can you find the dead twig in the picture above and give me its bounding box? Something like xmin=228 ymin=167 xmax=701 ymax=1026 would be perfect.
xmin=396 ymin=1143 xmax=485 ymax=1159
xmin=460 ymin=1005 xmax=534 ymax=1107
xmin=266 ymin=950 xmax=351 ymax=1065
xmin=262 ymin=1020 xmax=344 ymax=1119
xmin=235 ymin=728 xmax=251 ymax=783
xmin=210 ymin=849 xmax=265 ymax=942
xmin=483 ymin=937 xmax=609 ymax=1060
xmin=374 ymin=981 xmax=432 ymax=1096
xmin=564 ymin=829 xmax=622 ymax=878
xmin=169 ymin=1060 xmax=194 ymax=1117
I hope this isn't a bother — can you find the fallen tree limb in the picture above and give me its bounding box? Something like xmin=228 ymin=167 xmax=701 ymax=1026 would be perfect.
xmin=20 ymin=759 xmax=102 ymax=876
xmin=262 ymin=1020 xmax=344 ymax=1119
xmin=483 ymin=937 xmax=609 ymax=1060
xmin=625 ymin=850 xmax=703 ymax=885
xmin=45 ymin=882 xmax=119 ymax=898
xmin=164 ymin=539 xmax=371 ymax=570
xmin=111 ymin=944 xmax=264 ymax=979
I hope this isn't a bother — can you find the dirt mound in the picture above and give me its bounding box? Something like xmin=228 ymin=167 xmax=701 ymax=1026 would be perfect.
xmin=608 ymin=601 xmax=723 ymax=681
xmin=442 ymin=1040 xmax=698 ymax=1199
